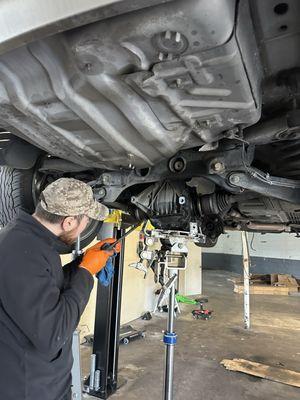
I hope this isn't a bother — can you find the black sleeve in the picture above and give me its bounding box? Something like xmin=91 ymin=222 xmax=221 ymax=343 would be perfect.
xmin=62 ymin=255 xmax=85 ymax=289
xmin=0 ymin=251 xmax=94 ymax=360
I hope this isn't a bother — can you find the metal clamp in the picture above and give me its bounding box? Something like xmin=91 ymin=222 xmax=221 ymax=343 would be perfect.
xmin=163 ymin=332 xmax=177 ymax=345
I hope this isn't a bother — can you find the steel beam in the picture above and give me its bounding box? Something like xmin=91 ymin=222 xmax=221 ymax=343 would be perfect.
xmin=241 ymin=231 xmax=250 ymax=330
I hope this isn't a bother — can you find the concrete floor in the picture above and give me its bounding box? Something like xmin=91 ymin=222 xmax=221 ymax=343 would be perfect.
xmin=81 ymin=269 xmax=300 ymax=400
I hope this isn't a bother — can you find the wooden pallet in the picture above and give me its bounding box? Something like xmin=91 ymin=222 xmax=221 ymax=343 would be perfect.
xmin=221 ymin=359 xmax=300 ymax=388
xmin=232 ymin=273 xmax=299 ymax=296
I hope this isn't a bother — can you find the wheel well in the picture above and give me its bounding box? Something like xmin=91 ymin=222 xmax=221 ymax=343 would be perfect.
xmin=0 ymin=132 xmax=42 ymax=169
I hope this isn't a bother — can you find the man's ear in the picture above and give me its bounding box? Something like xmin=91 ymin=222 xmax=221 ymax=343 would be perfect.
xmin=61 ymin=216 xmax=78 ymax=231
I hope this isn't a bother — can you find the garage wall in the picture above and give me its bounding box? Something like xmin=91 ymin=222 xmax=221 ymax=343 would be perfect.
xmin=202 ymin=231 xmax=300 ymax=278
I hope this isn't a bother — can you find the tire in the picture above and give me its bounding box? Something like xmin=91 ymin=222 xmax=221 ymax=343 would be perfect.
xmin=0 ymin=166 xmax=35 ymax=226
xmin=57 ymin=218 xmax=103 ymax=254
xmin=0 ymin=165 xmax=102 ymax=253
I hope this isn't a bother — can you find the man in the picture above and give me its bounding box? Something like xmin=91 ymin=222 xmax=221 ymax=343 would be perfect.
xmin=0 ymin=178 xmax=121 ymax=400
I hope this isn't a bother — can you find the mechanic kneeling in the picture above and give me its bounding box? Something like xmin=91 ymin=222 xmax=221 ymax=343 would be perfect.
xmin=0 ymin=178 xmax=121 ymax=400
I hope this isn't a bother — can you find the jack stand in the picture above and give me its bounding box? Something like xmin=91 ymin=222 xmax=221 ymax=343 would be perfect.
xmin=154 ymin=274 xmax=180 ymax=315
xmin=129 ymin=222 xmax=206 ymax=400
xmin=153 ymin=232 xmax=193 ymax=400
xmin=163 ymin=268 xmax=177 ymax=400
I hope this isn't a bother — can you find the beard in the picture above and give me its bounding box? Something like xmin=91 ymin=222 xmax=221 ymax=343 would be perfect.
xmin=59 ymin=228 xmax=79 ymax=246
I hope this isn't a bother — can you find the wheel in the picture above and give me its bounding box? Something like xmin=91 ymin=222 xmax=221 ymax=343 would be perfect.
xmin=122 ymin=338 xmax=130 ymax=345
xmin=0 ymin=165 xmax=102 ymax=253
xmin=60 ymin=218 xmax=103 ymax=255
xmin=0 ymin=166 xmax=35 ymax=225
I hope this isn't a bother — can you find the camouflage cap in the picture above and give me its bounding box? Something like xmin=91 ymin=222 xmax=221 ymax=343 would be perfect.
xmin=40 ymin=178 xmax=109 ymax=221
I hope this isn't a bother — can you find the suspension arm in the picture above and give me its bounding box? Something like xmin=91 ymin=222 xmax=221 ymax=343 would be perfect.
xmin=227 ymin=168 xmax=300 ymax=203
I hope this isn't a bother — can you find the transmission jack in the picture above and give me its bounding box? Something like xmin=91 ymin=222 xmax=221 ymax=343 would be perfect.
xmin=131 ymin=222 xmax=206 ymax=400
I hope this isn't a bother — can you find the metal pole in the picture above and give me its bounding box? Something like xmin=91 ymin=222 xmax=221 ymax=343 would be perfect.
xmin=163 ymin=269 xmax=177 ymax=400
xmin=110 ymin=233 xmax=125 ymax=383
xmin=241 ymin=231 xmax=250 ymax=330
xmin=75 ymin=235 xmax=81 ymax=256
xmin=71 ymin=234 xmax=83 ymax=400
xmin=89 ymin=354 xmax=96 ymax=390
xmin=71 ymin=331 xmax=83 ymax=400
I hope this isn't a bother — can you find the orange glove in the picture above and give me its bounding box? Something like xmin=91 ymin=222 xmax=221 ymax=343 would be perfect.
xmin=80 ymin=238 xmax=121 ymax=275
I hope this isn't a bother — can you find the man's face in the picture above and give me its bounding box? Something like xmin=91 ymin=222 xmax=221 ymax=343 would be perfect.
xmin=59 ymin=215 xmax=90 ymax=245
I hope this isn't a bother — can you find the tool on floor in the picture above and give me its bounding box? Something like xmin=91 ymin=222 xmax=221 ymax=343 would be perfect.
xmin=141 ymin=311 xmax=152 ymax=320
xmin=192 ymin=298 xmax=213 ymax=320
xmin=176 ymin=294 xmax=197 ymax=305
xmin=119 ymin=325 xmax=146 ymax=345
xmin=83 ymin=324 xmax=146 ymax=348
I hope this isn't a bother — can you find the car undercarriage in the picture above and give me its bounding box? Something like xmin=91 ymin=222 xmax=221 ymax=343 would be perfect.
xmin=1 ymin=0 xmax=300 ymax=246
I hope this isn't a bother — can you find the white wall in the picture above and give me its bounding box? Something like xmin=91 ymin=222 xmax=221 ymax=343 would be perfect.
xmin=203 ymin=230 xmax=300 ymax=260
xmin=178 ymin=241 xmax=202 ymax=295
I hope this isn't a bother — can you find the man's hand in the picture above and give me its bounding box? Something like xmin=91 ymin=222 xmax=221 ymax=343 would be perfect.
xmin=79 ymin=238 xmax=121 ymax=275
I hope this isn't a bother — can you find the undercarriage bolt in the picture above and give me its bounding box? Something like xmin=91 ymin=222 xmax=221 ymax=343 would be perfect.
xmin=212 ymin=161 xmax=224 ymax=172
xmin=229 ymin=174 xmax=240 ymax=184
xmin=169 ymin=156 xmax=186 ymax=172
xmin=165 ymin=30 xmax=171 ymax=39
xmin=85 ymin=63 xmax=92 ymax=72
xmin=179 ymin=196 xmax=186 ymax=204
xmin=176 ymin=78 xmax=182 ymax=88
xmin=158 ymin=52 xmax=164 ymax=61
xmin=101 ymin=175 xmax=110 ymax=184
xmin=145 ymin=237 xmax=155 ymax=246
xmin=98 ymin=187 xmax=106 ymax=198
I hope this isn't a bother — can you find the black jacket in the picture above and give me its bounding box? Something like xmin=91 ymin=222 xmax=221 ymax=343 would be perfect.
xmin=0 ymin=210 xmax=94 ymax=400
